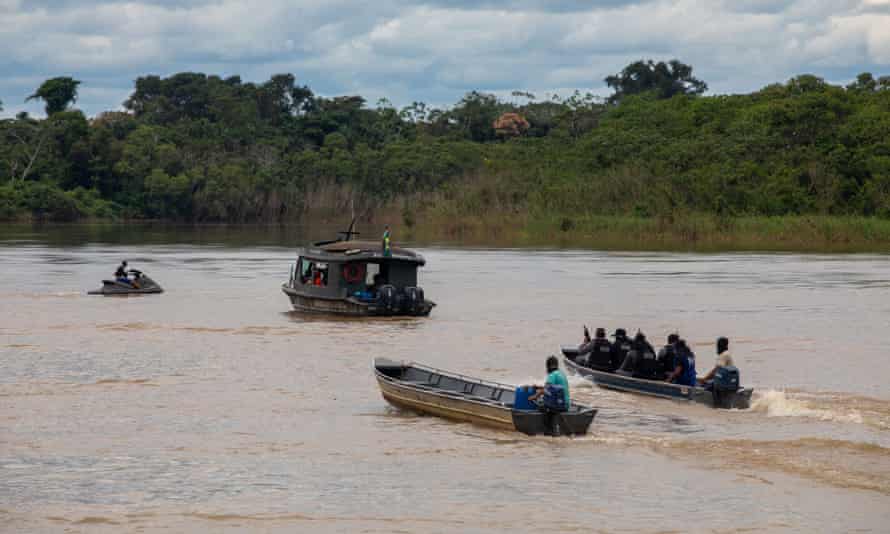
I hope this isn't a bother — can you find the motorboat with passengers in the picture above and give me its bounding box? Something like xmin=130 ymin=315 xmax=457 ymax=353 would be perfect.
xmin=282 ymin=223 xmax=435 ymax=316
xmin=374 ymin=358 xmax=597 ymax=436
xmin=561 ymin=344 xmax=753 ymax=409
xmin=88 ymin=269 xmax=163 ymax=296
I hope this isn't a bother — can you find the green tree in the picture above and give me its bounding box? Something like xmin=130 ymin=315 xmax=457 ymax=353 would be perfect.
xmin=448 ymin=91 xmax=502 ymax=142
xmin=26 ymin=77 xmax=81 ymax=115
xmin=605 ymin=59 xmax=707 ymax=104
xmin=847 ymin=72 xmax=877 ymax=93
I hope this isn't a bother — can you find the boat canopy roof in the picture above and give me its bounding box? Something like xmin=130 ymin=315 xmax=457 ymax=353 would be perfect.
xmin=301 ymin=240 xmax=426 ymax=266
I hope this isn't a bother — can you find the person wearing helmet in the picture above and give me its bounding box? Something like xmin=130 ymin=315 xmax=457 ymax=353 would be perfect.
xmin=700 ymin=337 xmax=735 ymax=385
xmin=579 ymin=326 xmax=614 ymax=371
xmin=610 ymin=328 xmax=632 ymax=372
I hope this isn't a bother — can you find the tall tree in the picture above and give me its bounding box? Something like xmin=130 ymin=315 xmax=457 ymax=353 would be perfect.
xmin=26 ymin=77 xmax=81 ymax=115
xmin=605 ymin=59 xmax=707 ymax=104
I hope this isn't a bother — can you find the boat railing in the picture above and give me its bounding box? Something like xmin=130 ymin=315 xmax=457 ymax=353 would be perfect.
xmin=406 ymin=360 xmax=518 ymax=391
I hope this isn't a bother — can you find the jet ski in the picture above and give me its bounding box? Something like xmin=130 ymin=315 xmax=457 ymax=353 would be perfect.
xmin=88 ymin=269 xmax=163 ymax=295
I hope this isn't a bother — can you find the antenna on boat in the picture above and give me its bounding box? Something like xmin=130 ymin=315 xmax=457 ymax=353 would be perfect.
xmin=338 ymin=217 xmax=360 ymax=241
xmin=313 ymin=217 xmax=361 ymax=247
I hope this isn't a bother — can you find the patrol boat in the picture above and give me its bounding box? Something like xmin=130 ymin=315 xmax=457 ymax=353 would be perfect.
xmin=282 ymin=225 xmax=435 ymax=316
xmin=374 ymin=358 xmax=597 ymax=436
xmin=561 ymin=345 xmax=753 ymax=409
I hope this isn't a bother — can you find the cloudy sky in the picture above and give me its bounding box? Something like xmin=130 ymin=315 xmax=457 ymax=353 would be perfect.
xmin=2 ymin=0 xmax=890 ymax=117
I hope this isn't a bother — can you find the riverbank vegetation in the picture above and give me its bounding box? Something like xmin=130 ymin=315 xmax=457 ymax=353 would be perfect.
xmin=2 ymin=63 xmax=890 ymax=249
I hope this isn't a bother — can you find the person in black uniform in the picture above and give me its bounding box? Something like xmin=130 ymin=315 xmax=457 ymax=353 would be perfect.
xmin=630 ymin=331 xmax=658 ymax=378
xmin=657 ymin=333 xmax=680 ymax=379
xmin=578 ymin=327 xmax=614 ymax=371
xmin=610 ymin=328 xmax=632 ymax=372
xmin=618 ymin=330 xmax=656 ymax=375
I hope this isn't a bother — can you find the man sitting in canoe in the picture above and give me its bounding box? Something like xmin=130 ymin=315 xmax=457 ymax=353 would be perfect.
xmin=656 ymin=333 xmax=679 ymax=379
xmin=611 ymin=329 xmax=633 ymax=372
xmin=529 ymin=355 xmax=571 ymax=411
xmin=699 ymin=337 xmax=736 ymax=389
xmin=577 ymin=327 xmax=614 ymax=370
xmin=665 ymin=339 xmax=697 ymax=387
xmin=617 ymin=330 xmax=656 ymax=376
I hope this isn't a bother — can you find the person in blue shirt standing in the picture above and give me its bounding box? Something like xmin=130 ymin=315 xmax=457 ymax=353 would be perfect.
xmin=665 ymin=339 xmax=697 ymax=387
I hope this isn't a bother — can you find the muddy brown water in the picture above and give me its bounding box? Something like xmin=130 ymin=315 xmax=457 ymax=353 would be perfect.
xmin=1 ymin=225 xmax=889 ymax=533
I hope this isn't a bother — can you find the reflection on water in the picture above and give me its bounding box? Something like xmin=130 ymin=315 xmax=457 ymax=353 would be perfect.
xmin=1 ymin=225 xmax=890 ymax=532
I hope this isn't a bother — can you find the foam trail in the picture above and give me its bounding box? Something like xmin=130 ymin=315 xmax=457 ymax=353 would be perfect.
xmin=750 ymin=390 xmax=864 ymax=424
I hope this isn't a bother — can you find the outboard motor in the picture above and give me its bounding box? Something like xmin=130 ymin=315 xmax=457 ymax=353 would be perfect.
xmin=712 ymin=365 xmax=741 ymax=408
xmin=378 ymin=284 xmax=399 ymax=314
xmin=403 ymin=286 xmax=425 ymax=315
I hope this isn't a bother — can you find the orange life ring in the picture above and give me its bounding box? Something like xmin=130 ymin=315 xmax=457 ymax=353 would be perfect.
xmin=342 ymin=263 xmax=365 ymax=283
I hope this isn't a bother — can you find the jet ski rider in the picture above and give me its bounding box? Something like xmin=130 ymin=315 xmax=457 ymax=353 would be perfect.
xmin=115 ymin=261 xmax=130 ymax=285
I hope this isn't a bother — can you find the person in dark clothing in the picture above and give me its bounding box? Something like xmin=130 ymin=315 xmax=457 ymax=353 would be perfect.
xmin=631 ymin=331 xmax=658 ymax=378
xmin=114 ymin=261 xmax=130 ymax=285
xmin=657 ymin=333 xmax=680 ymax=379
xmin=618 ymin=331 xmax=656 ymax=376
xmin=578 ymin=327 xmax=613 ymax=371
xmin=610 ymin=328 xmax=632 ymax=372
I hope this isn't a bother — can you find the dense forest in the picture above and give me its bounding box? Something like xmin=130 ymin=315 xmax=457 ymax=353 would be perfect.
xmin=2 ymin=61 xmax=890 ymax=242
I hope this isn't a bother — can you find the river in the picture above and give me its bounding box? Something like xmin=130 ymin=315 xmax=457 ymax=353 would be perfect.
xmin=1 ymin=224 xmax=889 ymax=533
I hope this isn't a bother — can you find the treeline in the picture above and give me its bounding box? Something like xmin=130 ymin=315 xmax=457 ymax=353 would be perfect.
xmin=2 ymin=64 xmax=890 ymax=226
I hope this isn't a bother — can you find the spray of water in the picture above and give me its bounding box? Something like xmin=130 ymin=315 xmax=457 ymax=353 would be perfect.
xmin=750 ymin=390 xmax=864 ymax=424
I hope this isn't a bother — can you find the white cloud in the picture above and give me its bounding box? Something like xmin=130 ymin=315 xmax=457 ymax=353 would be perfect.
xmin=2 ymin=0 xmax=890 ymax=118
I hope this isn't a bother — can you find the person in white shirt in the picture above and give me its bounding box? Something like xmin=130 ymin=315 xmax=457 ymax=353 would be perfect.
xmin=700 ymin=336 xmax=734 ymax=384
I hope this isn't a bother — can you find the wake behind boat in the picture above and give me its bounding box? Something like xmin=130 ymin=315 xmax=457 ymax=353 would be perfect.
xmin=374 ymin=358 xmax=596 ymax=436
xmin=562 ymin=345 xmax=753 ymax=409
xmin=88 ymin=269 xmax=163 ymax=296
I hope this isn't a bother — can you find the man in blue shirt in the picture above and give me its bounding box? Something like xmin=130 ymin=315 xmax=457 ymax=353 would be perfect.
xmin=665 ymin=339 xmax=697 ymax=387
xmin=529 ymin=355 xmax=570 ymax=410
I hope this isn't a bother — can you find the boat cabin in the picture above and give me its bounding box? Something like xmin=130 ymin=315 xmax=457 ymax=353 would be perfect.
xmin=283 ymin=239 xmax=434 ymax=316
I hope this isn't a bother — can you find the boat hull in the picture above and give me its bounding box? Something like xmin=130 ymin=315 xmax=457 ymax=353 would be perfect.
xmin=377 ymin=373 xmax=516 ymax=431
xmin=374 ymin=359 xmax=596 ymax=436
xmin=88 ymin=278 xmax=163 ymax=296
xmin=283 ymin=285 xmax=434 ymax=316
xmin=562 ymin=348 xmax=752 ymax=409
